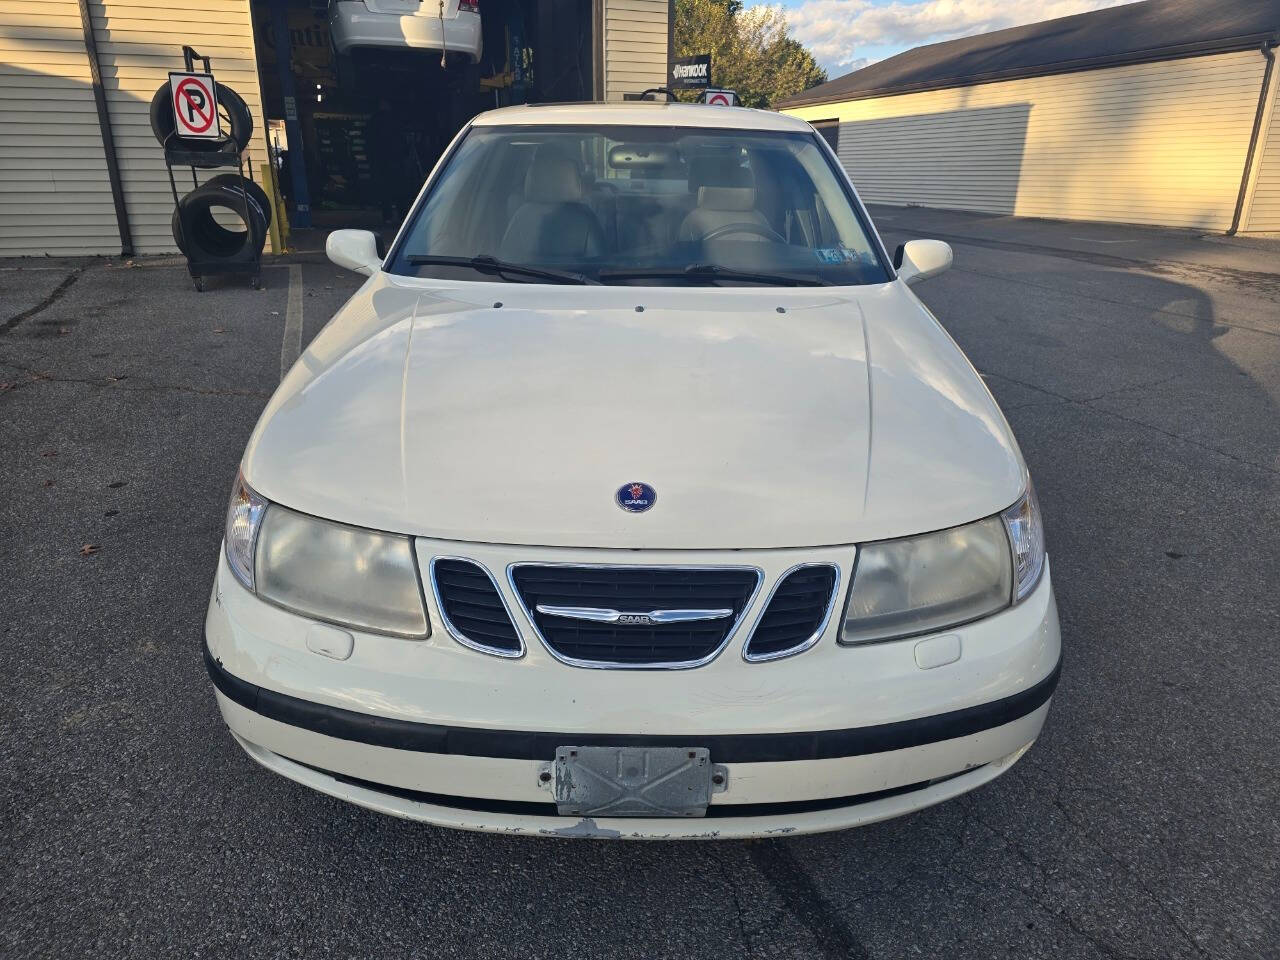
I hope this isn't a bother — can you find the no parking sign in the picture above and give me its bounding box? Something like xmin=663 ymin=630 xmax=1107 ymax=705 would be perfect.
xmin=169 ymin=72 xmax=221 ymax=139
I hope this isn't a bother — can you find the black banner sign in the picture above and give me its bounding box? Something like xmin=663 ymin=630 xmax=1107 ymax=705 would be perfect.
xmin=670 ymin=54 xmax=711 ymax=89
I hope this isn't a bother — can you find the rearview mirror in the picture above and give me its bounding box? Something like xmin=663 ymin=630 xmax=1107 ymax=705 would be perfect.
xmin=894 ymin=239 xmax=952 ymax=285
xmin=326 ymin=229 xmax=381 ymax=277
xmin=608 ymin=143 xmax=680 ymax=169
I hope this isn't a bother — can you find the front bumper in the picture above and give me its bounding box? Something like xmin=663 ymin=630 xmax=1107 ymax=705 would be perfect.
xmin=329 ymin=2 xmax=482 ymax=60
xmin=204 ymin=542 xmax=1061 ymax=838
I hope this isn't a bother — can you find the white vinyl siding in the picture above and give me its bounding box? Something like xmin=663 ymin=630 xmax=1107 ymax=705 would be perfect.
xmin=0 ymin=0 xmax=121 ymax=256
xmin=0 ymin=0 xmax=268 ymax=257
xmin=90 ymin=0 xmax=269 ymax=254
xmin=603 ymin=0 xmax=668 ymax=102
xmin=784 ymin=50 xmax=1269 ymax=231
xmin=1241 ymin=63 xmax=1280 ymax=232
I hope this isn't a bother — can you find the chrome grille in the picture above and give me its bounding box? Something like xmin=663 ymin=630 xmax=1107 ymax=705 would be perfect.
xmin=743 ymin=564 xmax=840 ymax=661
xmin=431 ymin=558 xmax=523 ymax=657
xmin=509 ymin=564 xmax=762 ymax=668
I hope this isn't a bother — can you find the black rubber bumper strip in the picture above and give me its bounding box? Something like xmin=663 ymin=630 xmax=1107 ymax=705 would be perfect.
xmin=204 ymin=646 xmax=1061 ymax=764
xmin=296 ymin=761 xmax=977 ymax=818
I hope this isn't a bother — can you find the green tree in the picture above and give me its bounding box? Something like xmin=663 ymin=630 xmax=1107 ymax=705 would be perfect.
xmin=673 ymin=0 xmax=826 ymax=109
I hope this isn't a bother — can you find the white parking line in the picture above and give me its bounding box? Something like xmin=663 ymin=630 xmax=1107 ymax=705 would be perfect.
xmin=280 ymin=264 xmax=303 ymax=381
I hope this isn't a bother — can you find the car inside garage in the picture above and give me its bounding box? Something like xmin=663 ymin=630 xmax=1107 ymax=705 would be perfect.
xmin=249 ymin=0 xmax=596 ymax=238
xmin=0 ymin=0 xmax=669 ymax=258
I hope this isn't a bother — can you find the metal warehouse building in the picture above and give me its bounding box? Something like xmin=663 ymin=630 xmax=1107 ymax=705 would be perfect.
xmin=0 ymin=0 xmax=671 ymax=257
xmin=779 ymin=0 xmax=1280 ymax=233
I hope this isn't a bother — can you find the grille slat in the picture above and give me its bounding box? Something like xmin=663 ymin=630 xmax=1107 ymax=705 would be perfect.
xmin=752 ymin=611 xmax=822 ymax=631
xmin=445 ymin=604 xmax=517 ymax=627
xmin=512 ymin=565 xmax=759 ymax=666
xmin=761 ymin=592 xmax=833 ymax=613
xmin=433 ymin=559 xmax=522 ymax=656
xmin=744 ymin=565 xmax=839 ymax=661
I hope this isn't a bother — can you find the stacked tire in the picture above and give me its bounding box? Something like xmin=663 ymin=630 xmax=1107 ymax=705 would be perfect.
xmin=150 ymin=80 xmax=271 ymax=273
xmin=170 ymin=176 xmax=270 ymax=261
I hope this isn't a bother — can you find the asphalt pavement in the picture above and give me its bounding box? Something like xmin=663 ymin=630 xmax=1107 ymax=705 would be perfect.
xmin=2 ymin=209 xmax=1278 ymax=959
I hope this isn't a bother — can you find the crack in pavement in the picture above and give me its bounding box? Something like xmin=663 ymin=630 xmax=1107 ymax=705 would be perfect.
xmin=1 ymin=270 xmax=83 ymax=335
xmin=1007 ymin=772 xmax=1254 ymax=959
xmin=981 ymin=370 xmax=1280 ymax=477
xmin=1077 ymin=375 xmax=1181 ymax=404
xmin=0 ymin=363 xmax=270 ymax=400
xmin=880 ymin=226 xmax=1280 ymax=306
xmin=960 ymin=797 xmax=1205 ymax=960
xmin=1049 ymin=802 xmax=1220 ymax=958
xmin=991 ymin=875 xmax=1156 ymax=960
xmin=940 ymin=806 xmax=1154 ymax=960
xmin=950 ymin=265 xmax=1280 ymax=340
xmin=713 ymin=848 xmax=757 ymax=958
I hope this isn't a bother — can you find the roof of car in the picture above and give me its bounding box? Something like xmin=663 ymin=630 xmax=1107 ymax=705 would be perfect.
xmin=471 ymin=102 xmax=815 ymax=132
xmin=777 ymin=0 xmax=1280 ymax=109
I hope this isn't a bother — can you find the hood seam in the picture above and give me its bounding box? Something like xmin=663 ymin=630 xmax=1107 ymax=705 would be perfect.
xmin=399 ymin=297 xmax=420 ymax=515
xmin=859 ymin=300 xmax=874 ymax=515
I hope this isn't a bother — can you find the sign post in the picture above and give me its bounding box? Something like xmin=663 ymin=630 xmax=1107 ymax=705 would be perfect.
xmin=670 ymin=54 xmax=711 ymax=91
xmin=168 ymin=72 xmax=221 ymax=139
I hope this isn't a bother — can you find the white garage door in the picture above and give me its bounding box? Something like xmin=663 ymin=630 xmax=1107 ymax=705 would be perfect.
xmin=0 ymin=0 xmax=121 ymax=256
xmin=785 ymin=50 xmax=1269 ymax=231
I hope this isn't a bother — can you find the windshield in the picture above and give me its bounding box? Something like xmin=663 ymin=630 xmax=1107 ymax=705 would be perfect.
xmin=387 ymin=124 xmax=891 ymax=286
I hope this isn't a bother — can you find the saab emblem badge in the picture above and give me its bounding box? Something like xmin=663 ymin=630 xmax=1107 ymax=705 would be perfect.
xmin=616 ymin=482 xmax=656 ymax=513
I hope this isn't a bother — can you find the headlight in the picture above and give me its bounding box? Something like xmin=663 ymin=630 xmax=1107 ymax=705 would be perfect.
xmin=841 ymin=516 xmax=1013 ymax=644
xmin=222 ymin=475 xmax=429 ymax=637
xmin=1001 ymin=480 xmax=1046 ymax=602
xmin=841 ymin=481 xmax=1047 ymax=645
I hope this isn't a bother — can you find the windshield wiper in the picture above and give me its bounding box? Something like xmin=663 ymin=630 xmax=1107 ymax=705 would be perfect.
xmin=406 ymin=254 xmax=598 ymax=285
xmin=597 ymin=263 xmax=829 ymax=286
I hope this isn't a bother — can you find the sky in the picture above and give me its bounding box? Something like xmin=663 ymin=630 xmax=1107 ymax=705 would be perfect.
xmin=759 ymin=0 xmax=1142 ymax=79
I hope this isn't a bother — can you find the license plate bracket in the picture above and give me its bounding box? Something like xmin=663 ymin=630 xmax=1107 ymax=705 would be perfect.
xmin=553 ymin=746 xmax=725 ymax=818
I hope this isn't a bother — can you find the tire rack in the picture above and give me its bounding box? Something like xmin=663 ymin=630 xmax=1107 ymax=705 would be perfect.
xmin=164 ymin=46 xmax=262 ymax=292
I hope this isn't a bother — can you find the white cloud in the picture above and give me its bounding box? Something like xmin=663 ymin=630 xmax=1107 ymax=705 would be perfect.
xmin=770 ymin=0 xmax=1139 ymax=72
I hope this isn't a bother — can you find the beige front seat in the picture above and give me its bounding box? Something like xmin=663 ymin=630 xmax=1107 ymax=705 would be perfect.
xmin=499 ymin=148 xmax=605 ymax=261
xmin=677 ymin=158 xmax=772 ymax=242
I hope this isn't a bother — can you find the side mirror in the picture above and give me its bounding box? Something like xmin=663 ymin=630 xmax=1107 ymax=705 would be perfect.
xmin=326 ymin=229 xmax=381 ymax=277
xmin=894 ymin=239 xmax=952 ymax=285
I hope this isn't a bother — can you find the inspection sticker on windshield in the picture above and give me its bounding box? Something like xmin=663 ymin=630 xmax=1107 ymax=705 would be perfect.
xmin=815 ymin=246 xmax=860 ymax=264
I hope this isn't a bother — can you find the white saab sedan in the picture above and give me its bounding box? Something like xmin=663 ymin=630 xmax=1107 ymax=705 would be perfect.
xmin=205 ymin=103 xmax=1060 ymax=839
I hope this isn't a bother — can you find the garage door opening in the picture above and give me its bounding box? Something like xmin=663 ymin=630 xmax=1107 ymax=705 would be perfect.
xmin=250 ymin=0 xmax=595 ymax=247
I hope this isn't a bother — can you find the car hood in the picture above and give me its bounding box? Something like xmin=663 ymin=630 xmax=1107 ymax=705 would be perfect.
xmin=243 ymin=275 xmax=1025 ymax=548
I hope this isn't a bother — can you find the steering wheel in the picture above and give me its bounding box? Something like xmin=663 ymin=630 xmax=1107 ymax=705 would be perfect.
xmin=701 ymin=221 xmax=786 ymax=244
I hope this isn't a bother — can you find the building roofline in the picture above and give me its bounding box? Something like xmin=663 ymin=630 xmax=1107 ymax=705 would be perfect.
xmin=779 ymin=31 xmax=1278 ymax=111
